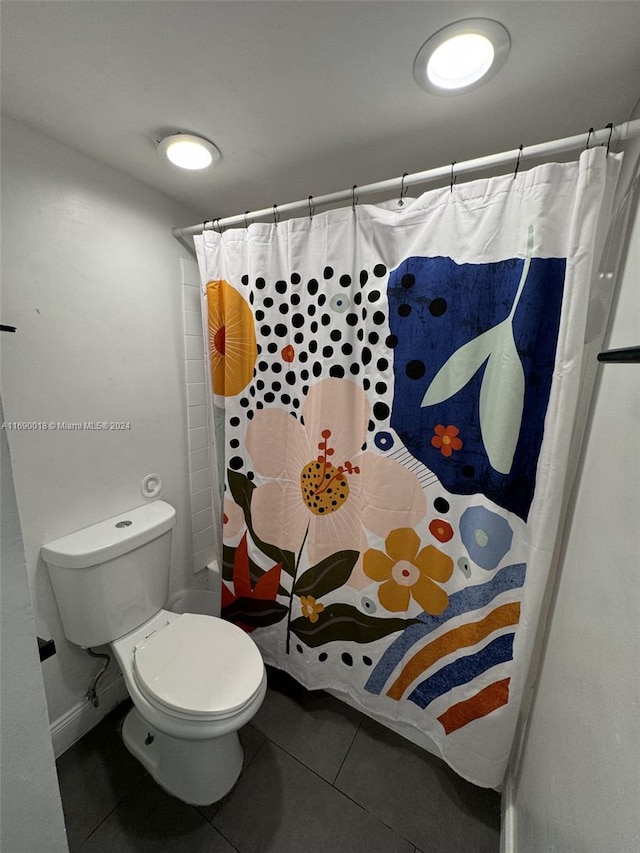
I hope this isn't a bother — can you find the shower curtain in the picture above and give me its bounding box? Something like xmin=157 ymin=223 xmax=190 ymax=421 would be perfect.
xmin=194 ymin=147 xmax=621 ymax=788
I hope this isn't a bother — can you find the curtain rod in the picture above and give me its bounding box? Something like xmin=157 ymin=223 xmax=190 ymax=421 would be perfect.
xmin=172 ymin=119 xmax=640 ymax=238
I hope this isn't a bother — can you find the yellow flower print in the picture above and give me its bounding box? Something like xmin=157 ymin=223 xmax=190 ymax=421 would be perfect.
xmin=300 ymin=595 xmax=325 ymax=623
xmin=363 ymin=528 xmax=453 ymax=616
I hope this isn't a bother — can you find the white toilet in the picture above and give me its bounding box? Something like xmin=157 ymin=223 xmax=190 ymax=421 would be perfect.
xmin=42 ymin=500 xmax=267 ymax=806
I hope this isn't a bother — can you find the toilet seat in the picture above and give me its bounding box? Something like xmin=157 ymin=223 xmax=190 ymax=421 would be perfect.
xmin=133 ymin=612 xmax=264 ymax=719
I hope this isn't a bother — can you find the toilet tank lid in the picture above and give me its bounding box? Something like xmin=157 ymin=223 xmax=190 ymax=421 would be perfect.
xmin=41 ymin=501 xmax=176 ymax=569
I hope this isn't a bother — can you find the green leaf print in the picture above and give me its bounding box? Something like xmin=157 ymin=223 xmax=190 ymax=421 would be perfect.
xmin=227 ymin=469 xmax=296 ymax=576
xmin=290 ymin=603 xmax=419 ymax=647
xmin=293 ymin=550 xmax=359 ymax=598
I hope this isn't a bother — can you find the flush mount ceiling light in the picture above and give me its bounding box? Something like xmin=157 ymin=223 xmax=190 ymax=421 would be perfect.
xmin=413 ymin=19 xmax=510 ymax=95
xmin=157 ymin=133 xmax=221 ymax=170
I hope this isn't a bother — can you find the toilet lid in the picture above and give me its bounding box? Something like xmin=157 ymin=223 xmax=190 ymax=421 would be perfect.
xmin=133 ymin=613 xmax=264 ymax=717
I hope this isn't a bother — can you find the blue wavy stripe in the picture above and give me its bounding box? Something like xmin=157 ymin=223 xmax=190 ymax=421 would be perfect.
xmin=364 ymin=562 xmax=525 ymax=695
xmin=408 ymin=633 xmax=515 ymax=710
xmin=415 ymin=562 xmax=527 ymax=629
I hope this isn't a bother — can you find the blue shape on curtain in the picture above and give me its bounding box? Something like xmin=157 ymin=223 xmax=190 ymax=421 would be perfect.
xmin=365 ymin=562 xmax=526 ymax=695
xmin=387 ymin=256 xmax=565 ymax=520
xmin=407 ymin=633 xmax=515 ymax=709
xmin=459 ymin=506 xmax=513 ymax=570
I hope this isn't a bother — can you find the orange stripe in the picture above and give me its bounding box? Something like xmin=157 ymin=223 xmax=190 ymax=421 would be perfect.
xmin=438 ymin=678 xmax=511 ymax=735
xmin=386 ymin=602 xmax=520 ymax=700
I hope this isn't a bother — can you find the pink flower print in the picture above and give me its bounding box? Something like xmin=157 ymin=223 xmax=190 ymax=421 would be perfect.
xmin=246 ymin=378 xmax=426 ymax=565
xmin=223 ymin=499 xmax=244 ymax=538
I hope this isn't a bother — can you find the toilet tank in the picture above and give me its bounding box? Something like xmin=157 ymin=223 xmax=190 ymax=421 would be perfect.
xmin=42 ymin=501 xmax=176 ymax=648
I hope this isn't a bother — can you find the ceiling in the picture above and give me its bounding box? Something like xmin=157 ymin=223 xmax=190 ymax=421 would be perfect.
xmin=2 ymin=1 xmax=640 ymax=227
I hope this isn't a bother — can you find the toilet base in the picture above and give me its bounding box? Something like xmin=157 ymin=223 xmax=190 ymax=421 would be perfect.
xmin=122 ymin=706 xmax=244 ymax=806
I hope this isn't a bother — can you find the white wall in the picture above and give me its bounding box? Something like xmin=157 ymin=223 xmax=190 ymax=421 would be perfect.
xmin=507 ymin=127 xmax=640 ymax=851
xmin=1 ymin=115 xmax=205 ymax=738
xmin=0 ymin=395 xmax=69 ymax=853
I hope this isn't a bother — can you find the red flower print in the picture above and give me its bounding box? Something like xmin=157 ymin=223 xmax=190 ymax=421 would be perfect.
xmin=221 ymin=532 xmax=282 ymax=632
xmin=431 ymin=424 xmax=463 ymax=458
xmin=429 ymin=518 xmax=454 ymax=543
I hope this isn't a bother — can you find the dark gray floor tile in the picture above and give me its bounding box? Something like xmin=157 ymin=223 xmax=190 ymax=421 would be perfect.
xmin=239 ymin=721 xmax=266 ymax=765
xmin=212 ymin=739 xmax=414 ymax=853
xmin=79 ymin=774 xmax=238 ymax=853
xmin=251 ymin=668 xmax=362 ymax=782
xmin=196 ymin=724 xmax=266 ymax=822
xmin=334 ymin=717 xmax=501 ymax=853
xmin=56 ymin=701 xmax=147 ymax=850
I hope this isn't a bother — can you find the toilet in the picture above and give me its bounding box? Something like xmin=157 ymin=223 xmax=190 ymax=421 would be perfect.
xmin=41 ymin=500 xmax=266 ymax=806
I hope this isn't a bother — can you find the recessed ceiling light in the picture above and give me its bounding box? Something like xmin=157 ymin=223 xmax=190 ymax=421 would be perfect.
xmin=414 ymin=19 xmax=510 ymax=95
xmin=157 ymin=133 xmax=221 ymax=170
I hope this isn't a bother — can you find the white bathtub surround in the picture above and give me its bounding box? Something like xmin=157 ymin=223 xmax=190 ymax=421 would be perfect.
xmin=181 ymin=257 xmax=219 ymax=573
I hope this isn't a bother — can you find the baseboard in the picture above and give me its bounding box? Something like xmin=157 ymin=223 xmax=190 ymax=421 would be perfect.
xmin=500 ymin=771 xmax=516 ymax=853
xmin=50 ymin=676 xmax=129 ymax=758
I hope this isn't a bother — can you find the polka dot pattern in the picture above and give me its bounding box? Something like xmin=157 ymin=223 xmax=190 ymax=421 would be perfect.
xmin=224 ymin=266 xmax=398 ymax=476
xmin=434 ymin=497 xmax=450 ymax=513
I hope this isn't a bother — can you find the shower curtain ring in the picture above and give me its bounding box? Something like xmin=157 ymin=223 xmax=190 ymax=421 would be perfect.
xmin=399 ymin=172 xmax=408 ymax=206
xmin=604 ymin=122 xmax=614 ymax=155
xmin=308 ymin=195 xmax=315 ymax=220
xmin=352 ymin=185 xmax=358 ymax=212
xmin=273 ymin=204 xmax=280 ymax=225
xmin=513 ymin=145 xmax=523 ymax=179
xmin=585 ymin=127 xmax=594 ymax=150
xmin=214 ymin=218 xmax=223 ymax=234
xmin=244 ymin=211 xmax=251 ymax=229
xmin=450 ymin=162 xmax=456 ymax=193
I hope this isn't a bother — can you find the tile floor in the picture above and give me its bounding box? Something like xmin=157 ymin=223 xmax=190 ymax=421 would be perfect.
xmin=56 ymin=668 xmax=501 ymax=853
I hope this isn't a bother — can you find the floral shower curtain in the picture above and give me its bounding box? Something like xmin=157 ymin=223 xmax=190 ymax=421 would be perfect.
xmin=194 ymin=147 xmax=621 ymax=788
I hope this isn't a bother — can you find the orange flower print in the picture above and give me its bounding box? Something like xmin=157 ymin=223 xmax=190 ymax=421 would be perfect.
xmin=431 ymin=424 xmax=463 ymax=457
xmin=281 ymin=344 xmax=295 ymax=363
xmin=364 ymin=528 xmax=453 ymax=616
xmin=300 ymin=595 xmax=325 ymax=623
xmin=207 ymin=279 xmax=257 ymax=397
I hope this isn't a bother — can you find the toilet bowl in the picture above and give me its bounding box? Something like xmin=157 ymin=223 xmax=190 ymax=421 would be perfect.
xmin=111 ymin=610 xmax=267 ymax=805
xmin=42 ymin=501 xmax=266 ymax=805
xmin=111 ymin=609 xmax=266 ymax=804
